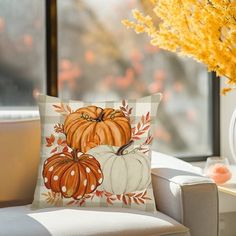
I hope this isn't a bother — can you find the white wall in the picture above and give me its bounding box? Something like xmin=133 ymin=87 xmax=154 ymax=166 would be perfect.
xmin=220 ymin=79 xmax=236 ymax=164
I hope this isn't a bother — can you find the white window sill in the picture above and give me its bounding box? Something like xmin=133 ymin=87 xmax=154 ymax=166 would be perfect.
xmin=0 ymin=109 xmax=39 ymax=121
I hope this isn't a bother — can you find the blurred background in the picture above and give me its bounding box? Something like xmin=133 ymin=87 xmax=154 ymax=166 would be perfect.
xmin=0 ymin=0 xmax=211 ymax=158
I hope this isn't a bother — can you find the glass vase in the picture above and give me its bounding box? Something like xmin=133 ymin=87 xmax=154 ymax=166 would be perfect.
xmin=204 ymin=157 xmax=232 ymax=185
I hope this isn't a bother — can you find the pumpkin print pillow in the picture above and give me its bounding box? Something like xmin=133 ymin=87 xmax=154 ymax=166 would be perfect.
xmin=32 ymin=93 xmax=162 ymax=212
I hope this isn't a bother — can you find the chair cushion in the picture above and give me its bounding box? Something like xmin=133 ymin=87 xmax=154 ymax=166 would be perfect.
xmin=0 ymin=205 xmax=190 ymax=236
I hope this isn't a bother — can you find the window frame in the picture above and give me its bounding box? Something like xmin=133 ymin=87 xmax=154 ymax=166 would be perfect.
xmin=45 ymin=0 xmax=220 ymax=162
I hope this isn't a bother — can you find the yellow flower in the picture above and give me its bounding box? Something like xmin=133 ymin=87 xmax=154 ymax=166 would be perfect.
xmin=122 ymin=0 xmax=236 ymax=94
xmin=121 ymin=20 xmax=135 ymax=29
xmin=222 ymin=88 xmax=233 ymax=95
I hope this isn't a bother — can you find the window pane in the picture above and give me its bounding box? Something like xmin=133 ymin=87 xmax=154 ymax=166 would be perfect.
xmin=58 ymin=0 xmax=211 ymax=157
xmin=0 ymin=0 xmax=45 ymax=113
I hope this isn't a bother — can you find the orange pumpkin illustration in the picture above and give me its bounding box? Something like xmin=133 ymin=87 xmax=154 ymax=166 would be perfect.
xmin=42 ymin=151 xmax=103 ymax=199
xmin=64 ymin=106 xmax=131 ymax=152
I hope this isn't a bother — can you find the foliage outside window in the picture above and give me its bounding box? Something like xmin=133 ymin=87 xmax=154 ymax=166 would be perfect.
xmin=0 ymin=0 xmax=218 ymax=159
xmin=58 ymin=0 xmax=211 ymax=157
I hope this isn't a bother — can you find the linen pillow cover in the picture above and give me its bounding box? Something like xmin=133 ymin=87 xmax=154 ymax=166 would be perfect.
xmin=32 ymin=93 xmax=162 ymax=212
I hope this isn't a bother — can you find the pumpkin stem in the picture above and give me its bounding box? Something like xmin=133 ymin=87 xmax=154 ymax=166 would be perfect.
xmin=96 ymin=111 xmax=105 ymax=122
xmin=116 ymin=140 xmax=134 ymax=156
xmin=73 ymin=149 xmax=78 ymax=161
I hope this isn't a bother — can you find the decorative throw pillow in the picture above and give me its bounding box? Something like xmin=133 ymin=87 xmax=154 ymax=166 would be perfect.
xmin=32 ymin=93 xmax=162 ymax=212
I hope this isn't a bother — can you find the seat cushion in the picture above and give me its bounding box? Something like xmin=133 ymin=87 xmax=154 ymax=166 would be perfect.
xmin=0 ymin=205 xmax=190 ymax=236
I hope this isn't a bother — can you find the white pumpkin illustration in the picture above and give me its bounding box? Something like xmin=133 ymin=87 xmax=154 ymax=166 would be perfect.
xmin=87 ymin=140 xmax=151 ymax=195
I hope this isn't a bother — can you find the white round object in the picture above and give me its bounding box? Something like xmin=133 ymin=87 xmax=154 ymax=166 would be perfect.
xmin=88 ymin=145 xmax=151 ymax=194
xmin=229 ymin=108 xmax=236 ymax=163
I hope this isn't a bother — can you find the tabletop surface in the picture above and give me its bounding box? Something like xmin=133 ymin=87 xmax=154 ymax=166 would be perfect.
xmin=218 ymin=165 xmax=236 ymax=197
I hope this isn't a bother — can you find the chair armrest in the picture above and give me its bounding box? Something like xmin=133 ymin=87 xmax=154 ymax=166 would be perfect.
xmin=152 ymin=167 xmax=219 ymax=236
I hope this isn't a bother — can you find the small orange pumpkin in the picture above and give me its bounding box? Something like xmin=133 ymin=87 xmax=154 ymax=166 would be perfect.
xmin=64 ymin=106 xmax=131 ymax=152
xmin=42 ymin=151 xmax=103 ymax=199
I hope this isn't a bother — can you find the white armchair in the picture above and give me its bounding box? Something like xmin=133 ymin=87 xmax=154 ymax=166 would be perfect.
xmin=151 ymin=152 xmax=219 ymax=236
xmin=0 ymin=120 xmax=218 ymax=236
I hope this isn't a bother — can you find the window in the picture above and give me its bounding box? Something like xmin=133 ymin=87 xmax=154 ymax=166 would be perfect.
xmin=0 ymin=0 xmax=220 ymax=161
xmin=57 ymin=0 xmax=220 ymax=160
xmin=0 ymin=0 xmax=45 ymax=118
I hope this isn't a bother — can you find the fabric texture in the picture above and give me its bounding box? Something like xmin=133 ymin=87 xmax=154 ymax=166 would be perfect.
xmin=0 ymin=205 xmax=190 ymax=236
xmin=32 ymin=93 xmax=162 ymax=212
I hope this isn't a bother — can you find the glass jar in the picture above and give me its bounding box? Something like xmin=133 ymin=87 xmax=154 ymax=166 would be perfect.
xmin=204 ymin=157 xmax=232 ymax=185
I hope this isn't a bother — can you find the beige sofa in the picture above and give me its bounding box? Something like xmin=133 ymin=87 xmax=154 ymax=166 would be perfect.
xmin=0 ymin=119 xmax=218 ymax=236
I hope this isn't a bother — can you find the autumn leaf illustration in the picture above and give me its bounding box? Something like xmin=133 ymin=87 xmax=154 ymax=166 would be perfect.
xmin=45 ymin=134 xmax=69 ymax=153
xmin=138 ymin=131 xmax=154 ymax=154
xmin=54 ymin=123 xmax=64 ymax=133
xmin=122 ymin=190 xmax=151 ymax=205
xmin=132 ymin=112 xmax=151 ymax=140
xmin=46 ymin=134 xmax=55 ymax=147
xmin=53 ymin=103 xmax=73 ymax=116
xmin=65 ymin=190 xmax=150 ymax=206
xmin=120 ymin=99 xmax=133 ymax=121
xmin=42 ymin=191 xmax=63 ymax=206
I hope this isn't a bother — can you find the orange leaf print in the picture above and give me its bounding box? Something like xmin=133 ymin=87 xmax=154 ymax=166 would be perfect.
xmin=95 ymin=190 xmax=104 ymax=197
xmin=57 ymin=137 xmax=67 ymax=146
xmin=127 ymin=196 xmax=132 ymax=205
xmin=122 ymin=195 xmax=128 ymax=205
xmin=79 ymin=199 xmax=86 ymax=206
xmin=146 ymin=112 xmax=150 ymax=121
xmin=132 ymin=111 xmax=151 ymax=140
xmin=62 ymin=146 xmax=68 ymax=152
xmin=46 ymin=134 xmax=55 ymax=147
xmin=53 ymin=103 xmax=72 ymax=116
xmin=136 ymin=192 xmax=144 ymax=198
xmin=141 ymin=115 xmax=145 ymax=124
xmin=106 ymin=198 xmax=113 ymax=205
xmin=50 ymin=147 xmax=57 ymax=153
xmin=57 ymin=137 xmax=63 ymax=145
xmin=119 ymin=100 xmax=132 ymax=120
xmin=138 ymin=198 xmax=145 ymax=204
xmin=133 ymin=198 xmax=140 ymax=205
xmin=54 ymin=123 xmax=64 ymax=133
